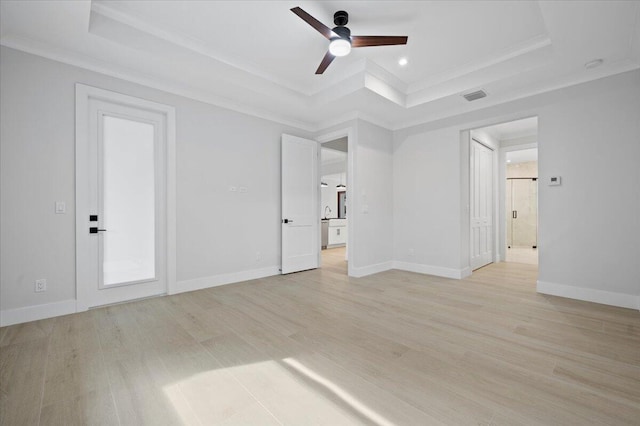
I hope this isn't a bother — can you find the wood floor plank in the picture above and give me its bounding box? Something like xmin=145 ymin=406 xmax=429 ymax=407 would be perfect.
xmin=39 ymin=389 xmax=119 ymax=426
xmin=1 ymin=247 xmax=638 ymax=425
xmin=0 ymin=337 xmax=49 ymax=426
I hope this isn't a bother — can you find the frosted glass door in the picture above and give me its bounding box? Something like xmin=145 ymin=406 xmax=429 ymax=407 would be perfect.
xmin=100 ymin=116 xmax=156 ymax=287
xmin=77 ymin=86 xmax=169 ymax=310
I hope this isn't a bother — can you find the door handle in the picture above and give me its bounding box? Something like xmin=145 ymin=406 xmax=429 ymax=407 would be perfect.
xmin=282 ymin=219 xmax=293 ymax=224
xmin=89 ymin=227 xmax=107 ymax=234
xmin=512 ymin=211 xmax=517 ymax=219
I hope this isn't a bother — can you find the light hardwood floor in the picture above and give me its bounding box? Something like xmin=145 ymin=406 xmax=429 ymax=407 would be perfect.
xmin=1 ymin=250 xmax=639 ymax=425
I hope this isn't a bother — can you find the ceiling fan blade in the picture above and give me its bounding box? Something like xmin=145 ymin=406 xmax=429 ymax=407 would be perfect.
xmin=291 ymin=7 xmax=334 ymax=40
xmin=315 ymin=51 xmax=336 ymax=74
xmin=351 ymin=36 xmax=408 ymax=48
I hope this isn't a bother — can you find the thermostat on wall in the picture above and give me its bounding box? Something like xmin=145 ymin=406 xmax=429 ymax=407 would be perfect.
xmin=549 ymin=176 xmax=562 ymax=186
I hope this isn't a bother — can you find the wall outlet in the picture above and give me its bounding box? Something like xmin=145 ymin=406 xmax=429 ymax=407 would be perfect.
xmin=256 ymin=251 xmax=262 ymax=262
xmin=409 ymin=249 xmax=415 ymax=257
xmin=229 ymin=186 xmax=237 ymax=192
xmin=239 ymin=186 xmax=247 ymax=193
xmin=35 ymin=279 xmax=47 ymax=293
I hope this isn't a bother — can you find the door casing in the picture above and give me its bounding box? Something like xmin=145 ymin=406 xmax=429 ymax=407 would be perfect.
xmin=75 ymin=84 xmax=176 ymax=311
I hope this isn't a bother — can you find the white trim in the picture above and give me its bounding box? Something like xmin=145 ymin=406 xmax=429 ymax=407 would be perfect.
xmin=176 ymin=267 xmax=280 ymax=294
xmin=0 ymin=300 xmax=77 ymax=327
xmin=393 ymin=261 xmax=466 ymax=279
xmin=75 ymin=84 xmax=177 ymax=310
xmin=460 ymin=266 xmax=472 ymax=278
xmin=350 ymin=262 xmax=394 ymax=278
xmin=537 ymin=280 xmax=640 ymax=311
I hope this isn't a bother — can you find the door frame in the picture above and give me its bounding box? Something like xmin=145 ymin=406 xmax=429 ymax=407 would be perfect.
xmin=460 ymin=115 xmax=539 ymax=277
xmin=316 ymin=127 xmax=356 ymax=276
xmin=75 ymin=84 xmax=176 ymax=311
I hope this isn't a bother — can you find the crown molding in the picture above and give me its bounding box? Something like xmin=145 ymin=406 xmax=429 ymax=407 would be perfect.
xmin=3 ymin=32 xmax=638 ymax=136
xmin=0 ymin=35 xmax=317 ymax=132
xmin=392 ymin=59 xmax=640 ymax=131
xmin=407 ymin=34 xmax=552 ymax=94
xmin=91 ymin=2 xmax=306 ymax=95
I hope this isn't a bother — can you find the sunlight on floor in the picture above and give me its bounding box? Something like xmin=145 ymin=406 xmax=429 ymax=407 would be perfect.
xmin=282 ymin=358 xmax=394 ymax=426
xmin=162 ymin=357 xmax=394 ymax=425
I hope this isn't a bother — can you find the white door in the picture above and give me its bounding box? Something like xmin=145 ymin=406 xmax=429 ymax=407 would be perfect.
xmin=470 ymin=139 xmax=494 ymax=270
xmin=281 ymin=134 xmax=319 ymax=274
xmin=76 ymin=89 xmax=169 ymax=309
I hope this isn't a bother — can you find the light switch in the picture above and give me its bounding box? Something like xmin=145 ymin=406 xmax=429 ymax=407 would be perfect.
xmin=549 ymin=176 xmax=561 ymax=186
xmin=55 ymin=201 xmax=66 ymax=214
xmin=229 ymin=186 xmax=237 ymax=192
xmin=362 ymin=204 xmax=369 ymax=214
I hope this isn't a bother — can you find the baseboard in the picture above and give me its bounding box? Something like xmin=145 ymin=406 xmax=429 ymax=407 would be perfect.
xmin=0 ymin=299 xmax=77 ymax=327
xmin=537 ymin=280 xmax=639 ymax=310
xmin=393 ymin=261 xmax=465 ymax=279
xmin=176 ymin=266 xmax=280 ymax=294
xmin=350 ymin=261 xmax=393 ymax=278
xmin=460 ymin=266 xmax=472 ymax=279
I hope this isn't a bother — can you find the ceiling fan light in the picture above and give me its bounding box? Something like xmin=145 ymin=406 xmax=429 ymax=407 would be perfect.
xmin=329 ymin=38 xmax=351 ymax=57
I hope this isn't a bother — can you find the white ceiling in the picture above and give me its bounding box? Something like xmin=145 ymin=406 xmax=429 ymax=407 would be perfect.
xmin=1 ymin=1 xmax=639 ymax=131
xmin=507 ymin=148 xmax=538 ymax=164
xmin=481 ymin=116 xmax=538 ymax=141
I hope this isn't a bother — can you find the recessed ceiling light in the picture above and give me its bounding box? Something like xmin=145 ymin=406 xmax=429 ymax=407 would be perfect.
xmin=584 ymin=58 xmax=604 ymax=69
xmin=507 ymin=160 xmax=512 ymax=163
xmin=398 ymin=57 xmax=408 ymax=66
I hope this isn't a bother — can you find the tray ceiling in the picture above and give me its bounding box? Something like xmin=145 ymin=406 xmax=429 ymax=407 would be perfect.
xmin=1 ymin=1 xmax=639 ymax=130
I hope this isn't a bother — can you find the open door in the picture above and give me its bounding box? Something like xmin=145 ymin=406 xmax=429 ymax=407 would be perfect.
xmin=281 ymin=134 xmax=319 ymax=274
xmin=470 ymin=139 xmax=494 ymax=270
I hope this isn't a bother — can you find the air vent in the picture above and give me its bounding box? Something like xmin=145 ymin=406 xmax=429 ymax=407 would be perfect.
xmin=463 ymin=90 xmax=487 ymax=102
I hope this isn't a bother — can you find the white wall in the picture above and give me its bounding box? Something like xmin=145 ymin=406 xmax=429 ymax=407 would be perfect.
xmin=393 ymin=69 xmax=640 ymax=309
xmin=2 ymin=44 xmax=638 ymax=325
xmin=536 ymin=71 xmax=640 ymax=308
xmin=0 ymin=46 xmax=310 ymax=322
xmin=352 ymin=120 xmax=394 ymax=276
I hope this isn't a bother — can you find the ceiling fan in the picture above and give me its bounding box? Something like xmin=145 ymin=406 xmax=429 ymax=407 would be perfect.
xmin=291 ymin=7 xmax=408 ymax=74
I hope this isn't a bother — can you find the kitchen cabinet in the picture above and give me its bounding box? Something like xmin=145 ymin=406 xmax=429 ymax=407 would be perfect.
xmin=327 ymin=219 xmax=347 ymax=247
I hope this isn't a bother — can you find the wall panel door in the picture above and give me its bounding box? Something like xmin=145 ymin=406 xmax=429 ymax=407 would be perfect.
xmin=470 ymin=140 xmax=494 ymax=270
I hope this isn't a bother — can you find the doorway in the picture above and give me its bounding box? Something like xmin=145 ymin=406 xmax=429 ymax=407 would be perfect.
xmin=75 ymin=85 xmax=176 ymax=310
xmin=505 ymin=148 xmax=538 ymax=265
xmin=319 ymin=135 xmax=349 ymax=275
xmin=469 ymin=116 xmax=539 ymax=269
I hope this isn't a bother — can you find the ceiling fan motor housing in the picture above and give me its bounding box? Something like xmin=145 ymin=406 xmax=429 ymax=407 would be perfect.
xmin=334 ymin=10 xmax=348 ymax=26
xmin=332 ymin=26 xmax=351 ymax=40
